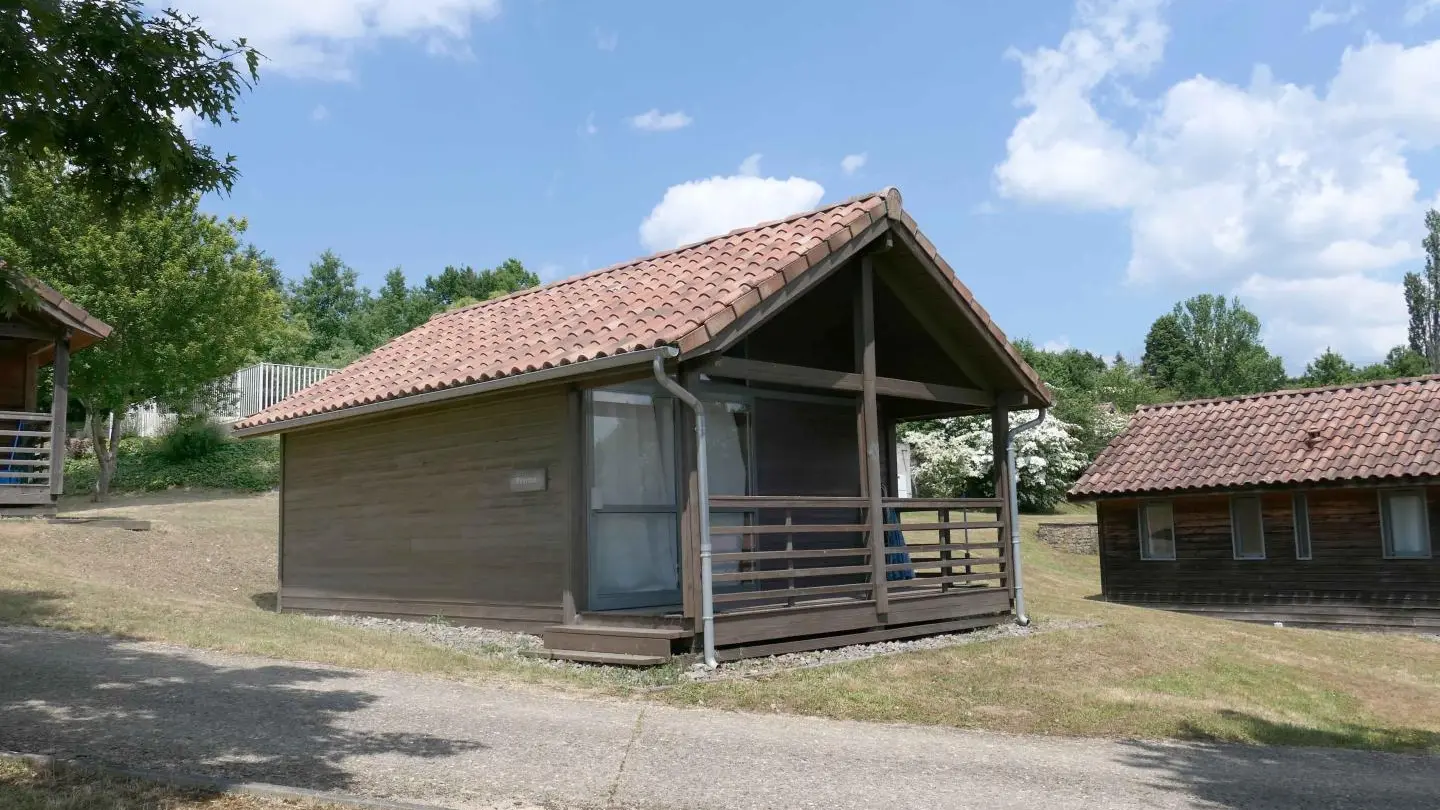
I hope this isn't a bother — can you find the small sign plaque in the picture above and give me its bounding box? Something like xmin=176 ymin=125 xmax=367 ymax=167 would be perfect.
xmin=509 ymin=468 xmax=547 ymax=493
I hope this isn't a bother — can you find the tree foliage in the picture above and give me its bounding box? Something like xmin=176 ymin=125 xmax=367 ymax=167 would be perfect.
xmin=1141 ymin=295 xmax=1286 ymax=400
xmin=1300 ymin=347 xmax=1359 ymax=387
xmin=269 ymin=254 xmax=540 ymax=368
xmin=0 ymin=163 xmax=282 ymax=497
xmin=902 ymin=411 xmax=1086 ymax=512
xmin=1404 ymin=209 xmax=1440 ymax=374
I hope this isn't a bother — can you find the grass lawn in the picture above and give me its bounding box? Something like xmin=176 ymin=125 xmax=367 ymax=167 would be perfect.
xmin=0 ymin=758 xmax=336 ymax=810
xmin=2 ymin=492 xmax=1440 ymax=753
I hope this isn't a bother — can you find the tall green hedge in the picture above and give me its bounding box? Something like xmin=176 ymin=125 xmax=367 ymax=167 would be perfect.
xmin=63 ymin=436 xmax=279 ymax=495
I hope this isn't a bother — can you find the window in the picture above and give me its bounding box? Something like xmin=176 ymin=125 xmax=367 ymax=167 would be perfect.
xmin=1380 ymin=489 xmax=1431 ymax=559
xmin=1230 ymin=495 xmax=1266 ymax=559
xmin=1293 ymin=492 xmax=1312 ymax=560
xmin=1138 ymin=501 xmax=1175 ymax=560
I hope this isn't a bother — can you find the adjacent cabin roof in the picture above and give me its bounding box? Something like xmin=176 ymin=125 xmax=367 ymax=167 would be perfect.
xmin=22 ymin=276 xmax=114 ymax=352
xmin=1070 ymin=375 xmax=1440 ymax=499
xmin=236 ymin=188 xmax=1049 ymax=434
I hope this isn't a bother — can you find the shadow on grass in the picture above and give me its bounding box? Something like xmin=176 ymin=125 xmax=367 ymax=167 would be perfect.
xmin=250 ymin=592 xmax=277 ymax=611
xmin=1118 ymin=711 xmax=1440 ymax=809
xmin=0 ymin=623 xmax=486 ymax=792
xmin=0 ymin=590 xmax=68 ymax=626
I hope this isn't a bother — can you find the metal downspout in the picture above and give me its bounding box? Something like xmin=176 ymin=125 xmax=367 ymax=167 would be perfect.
xmin=1007 ymin=408 xmax=1047 ymax=627
xmin=651 ymin=350 xmax=717 ymax=669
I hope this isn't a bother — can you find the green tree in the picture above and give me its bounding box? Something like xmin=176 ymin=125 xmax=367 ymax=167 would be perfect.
xmin=0 ymin=165 xmax=283 ymax=498
xmin=1300 ymin=347 xmax=1359 ymax=387
xmin=1357 ymin=346 xmax=1432 ymax=381
xmin=366 ymin=268 xmax=437 ymax=343
xmin=422 ymin=259 xmax=539 ymax=308
xmin=1404 ymin=209 xmax=1440 ymax=373
xmin=285 ymin=251 xmax=373 ymax=365
xmin=1014 ymin=341 xmax=1165 ymax=462
xmin=1141 ymin=295 xmax=1286 ymax=399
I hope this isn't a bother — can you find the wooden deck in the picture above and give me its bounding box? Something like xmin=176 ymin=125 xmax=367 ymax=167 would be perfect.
xmin=541 ymin=495 xmax=1015 ymax=664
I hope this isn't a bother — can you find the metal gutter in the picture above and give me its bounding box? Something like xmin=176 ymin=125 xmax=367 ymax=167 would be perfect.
xmin=231 ymin=348 xmax=673 ymax=438
xmin=650 ymin=349 xmax=717 ymax=669
xmin=1006 ymin=408 xmax=1047 ymax=627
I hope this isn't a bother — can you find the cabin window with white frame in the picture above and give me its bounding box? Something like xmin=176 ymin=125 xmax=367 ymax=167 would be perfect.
xmin=1138 ymin=501 xmax=1175 ymax=560
xmin=1292 ymin=492 xmax=1312 ymax=560
xmin=1380 ymin=489 xmax=1431 ymax=559
xmin=1230 ymin=495 xmax=1266 ymax=559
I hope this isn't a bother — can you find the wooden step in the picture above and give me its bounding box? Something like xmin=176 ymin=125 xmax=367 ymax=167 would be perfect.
xmin=542 ymin=624 xmax=683 ymax=658
xmin=524 ymin=648 xmax=671 ymax=666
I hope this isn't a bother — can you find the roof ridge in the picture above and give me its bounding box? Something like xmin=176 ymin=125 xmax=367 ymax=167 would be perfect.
xmin=427 ymin=188 xmax=896 ymax=323
xmin=1136 ymin=373 xmax=1440 ymax=412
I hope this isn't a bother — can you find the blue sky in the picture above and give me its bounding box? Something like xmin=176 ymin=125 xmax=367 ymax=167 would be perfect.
xmin=179 ymin=0 xmax=1440 ymax=371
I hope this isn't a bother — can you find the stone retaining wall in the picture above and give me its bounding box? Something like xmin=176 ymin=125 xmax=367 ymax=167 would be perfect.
xmin=1036 ymin=522 xmax=1098 ymax=555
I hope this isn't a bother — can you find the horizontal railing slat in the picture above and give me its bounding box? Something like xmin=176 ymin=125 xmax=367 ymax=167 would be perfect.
xmin=0 ymin=430 xmax=51 ymax=438
xmin=881 ymin=542 xmax=1005 ymax=554
xmin=887 ymin=557 xmax=1004 ymax=572
xmin=889 ymin=573 xmax=1006 ymax=588
xmin=885 ymin=521 xmax=1004 ymax=532
xmin=0 ymin=447 xmax=50 ymax=455
xmin=712 ymin=582 xmax=874 ymax=604
xmin=0 ymin=411 xmax=53 ymax=422
xmin=712 ymin=547 xmax=870 ymax=562
xmin=882 ymin=498 xmax=1003 ymax=508
xmin=710 ymin=523 xmax=869 ymax=536
xmin=711 ymin=563 xmax=875 ymax=583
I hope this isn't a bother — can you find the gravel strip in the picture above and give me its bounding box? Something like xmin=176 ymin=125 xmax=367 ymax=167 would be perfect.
xmin=682 ymin=618 xmax=1099 ymax=682
xmin=320 ymin=613 xmax=1097 ymax=685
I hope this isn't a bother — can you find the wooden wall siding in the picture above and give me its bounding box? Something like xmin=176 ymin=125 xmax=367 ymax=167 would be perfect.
xmin=0 ymin=346 xmax=30 ymax=409
xmin=281 ymin=388 xmax=570 ymax=627
xmin=1098 ymin=485 xmax=1440 ymax=605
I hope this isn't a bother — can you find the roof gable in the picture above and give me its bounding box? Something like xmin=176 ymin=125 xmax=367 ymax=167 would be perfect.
xmin=237 ymin=188 xmax=1048 ymax=433
xmin=1070 ymin=375 xmax=1440 ymax=498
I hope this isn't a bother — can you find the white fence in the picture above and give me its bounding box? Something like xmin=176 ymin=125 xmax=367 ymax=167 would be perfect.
xmin=122 ymin=362 xmax=337 ymax=438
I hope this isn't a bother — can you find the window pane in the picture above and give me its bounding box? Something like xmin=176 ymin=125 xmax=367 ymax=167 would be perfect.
xmin=1143 ymin=502 xmax=1174 ymax=559
xmin=705 ymin=400 xmax=750 ymax=497
xmin=1385 ymin=492 xmax=1429 ymax=557
xmin=1293 ymin=492 xmax=1312 ymax=560
xmin=1231 ymin=496 xmax=1265 ymax=559
xmin=591 ymin=391 xmax=676 ymax=507
xmin=590 ymin=513 xmax=679 ymax=597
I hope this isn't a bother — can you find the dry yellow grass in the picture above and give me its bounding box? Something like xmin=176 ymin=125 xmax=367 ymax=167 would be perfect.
xmin=4 ymin=492 xmax=1440 ymax=752
xmin=668 ymin=508 xmax=1440 ymax=752
xmin=0 ymin=758 xmax=337 ymax=810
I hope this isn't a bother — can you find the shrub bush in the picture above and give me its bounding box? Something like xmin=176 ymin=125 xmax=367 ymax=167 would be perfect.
xmin=65 ymin=435 xmax=279 ymax=494
xmin=159 ymin=416 xmax=230 ymax=462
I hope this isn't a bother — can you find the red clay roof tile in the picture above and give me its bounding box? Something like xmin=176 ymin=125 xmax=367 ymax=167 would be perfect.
xmin=1070 ymin=375 xmax=1440 ymax=497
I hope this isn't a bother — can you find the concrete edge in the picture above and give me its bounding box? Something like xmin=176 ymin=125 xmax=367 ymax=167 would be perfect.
xmin=0 ymin=751 xmax=457 ymax=810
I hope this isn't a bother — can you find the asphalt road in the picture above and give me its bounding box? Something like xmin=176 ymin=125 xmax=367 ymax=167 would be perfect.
xmin=0 ymin=625 xmax=1436 ymax=810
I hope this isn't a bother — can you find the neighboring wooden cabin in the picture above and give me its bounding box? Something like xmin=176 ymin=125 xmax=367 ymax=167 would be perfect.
xmin=1070 ymin=377 xmax=1440 ymax=631
xmin=234 ymin=189 xmax=1052 ymax=664
xmin=0 ymin=272 xmax=113 ymax=512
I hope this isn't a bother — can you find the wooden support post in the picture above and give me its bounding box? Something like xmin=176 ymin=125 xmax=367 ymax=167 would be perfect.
xmin=49 ymin=334 xmax=69 ymax=497
xmin=860 ymin=257 xmax=888 ymax=616
xmin=939 ymin=507 xmax=952 ymax=591
xmin=22 ymin=352 xmax=38 ymax=413
xmin=277 ymin=433 xmax=286 ymax=613
xmin=784 ymin=509 xmax=795 ymax=607
xmin=991 ymin=404 xmax=1011 ymax=597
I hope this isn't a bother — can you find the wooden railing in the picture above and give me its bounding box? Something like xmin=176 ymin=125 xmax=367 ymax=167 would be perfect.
xmin=708 ymin=495 xmax=1008 ymax=611
xmin=0 ymin=410 xmax=54 ymax=489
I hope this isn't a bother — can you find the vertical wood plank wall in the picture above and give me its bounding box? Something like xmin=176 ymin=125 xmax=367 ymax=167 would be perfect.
xmin=1097 ymin=485 xmax=1440 ymax=605
xmin=279 ymin=388 xmax=571 ymax=630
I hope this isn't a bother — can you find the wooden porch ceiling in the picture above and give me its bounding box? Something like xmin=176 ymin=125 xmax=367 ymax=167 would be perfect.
xmin=695 ymin=356 xmax=1027 ymax=409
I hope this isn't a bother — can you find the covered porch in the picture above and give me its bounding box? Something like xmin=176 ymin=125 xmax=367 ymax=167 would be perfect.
xmin=542 ymin=223 xmax=1049 ymax=664
xmin=0 ymin=276 xmax=113 ymax=513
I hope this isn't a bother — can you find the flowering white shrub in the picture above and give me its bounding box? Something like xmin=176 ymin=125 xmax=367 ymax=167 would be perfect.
xmin=903 ymin=411 xmax=1087 ymax=512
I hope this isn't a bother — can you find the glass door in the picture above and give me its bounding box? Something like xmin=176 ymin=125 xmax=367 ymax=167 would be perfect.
xmin=587 ymin=387 xmax=681 ymax=610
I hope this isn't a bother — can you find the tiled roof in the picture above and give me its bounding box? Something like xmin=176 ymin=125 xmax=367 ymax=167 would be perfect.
xmin=236 ymin=188 xmax=1048 ymax=432
xmin=1069 ymin=375 xmax=1440 ymax=498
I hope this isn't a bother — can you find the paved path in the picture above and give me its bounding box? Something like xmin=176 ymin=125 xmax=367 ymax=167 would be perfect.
xmin=0 ymin=626 xmax=1436 ymax=810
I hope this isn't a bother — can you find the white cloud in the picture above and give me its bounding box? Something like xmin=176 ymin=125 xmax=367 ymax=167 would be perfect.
xmin=639 ymin=175 xmax=825 ymax=251
xmin=172 ymin=108 xmax=204 ymax=137
xmin=1236 ymin=274 xmax=1407 ymax=362
xmin=1405 ymin=0 xmax=1440 ymax=25
xmin=738 ymin=153 xmax=763 ymax=177
xmin=1042 ymin=337 xmax=1072 ymax=352
xmin=310 ymin=104 xmax=330 ymax=122
xmin=582 ymin=112 xmax=597 ymax=136
xmin=173 ymin=0 xmax=501 ymax=80
xmin=629 ymin=109 xmax=693 ymax=132
xmin=594 ymin=28 xmax=618 ymax=51
xmin=840 ymin=153 xmax=868 ymax=175
xmin=1307 ymin=3 xmax=1361 ymax=31
xmin=994 ymin=0 xmax=1440 ymax=362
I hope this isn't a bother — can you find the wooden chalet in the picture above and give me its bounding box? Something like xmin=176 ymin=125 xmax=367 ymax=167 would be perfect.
xmin=0 ymin=271 xmax=113 ymax=512
xmin=1071 ymin=376 xmax=1440 ymax=631
xmin=234 ymin=189 xmax=1053 ymax=665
